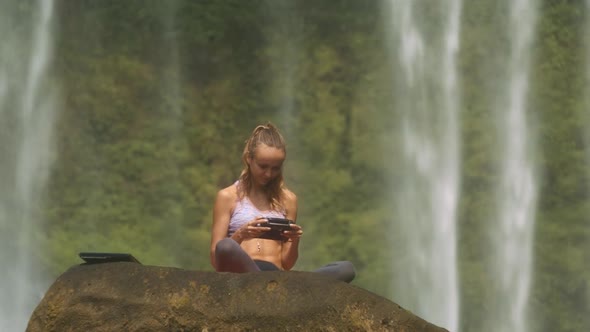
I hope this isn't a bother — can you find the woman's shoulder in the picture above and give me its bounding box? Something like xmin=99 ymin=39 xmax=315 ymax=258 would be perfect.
xmin=281 ymin=187 xmax=297 ymax=204
xmin=216 ymin=183 xmax=238 ymax=203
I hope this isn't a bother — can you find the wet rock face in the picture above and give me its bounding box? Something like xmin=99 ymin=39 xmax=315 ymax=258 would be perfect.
xmin=27 ymin=263 xmax=448 ymax=332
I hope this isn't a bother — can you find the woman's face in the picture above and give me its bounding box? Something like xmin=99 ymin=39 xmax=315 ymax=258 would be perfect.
xmin=248 ymin=144 xmax=285 ymax=187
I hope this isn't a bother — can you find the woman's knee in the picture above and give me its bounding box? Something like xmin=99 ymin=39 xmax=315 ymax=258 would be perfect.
xmin=336 ymin=261 xmax=356 ymax=282
xmin=215 ymin=238 xmax=240 ymax=259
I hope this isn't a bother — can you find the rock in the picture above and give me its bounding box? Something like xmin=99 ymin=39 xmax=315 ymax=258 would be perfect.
xmin=27 ymin=263 xmax=448 ymax=332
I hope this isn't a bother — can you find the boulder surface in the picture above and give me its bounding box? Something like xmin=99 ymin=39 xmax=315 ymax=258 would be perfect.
xmin=27 ymin=263 xmax=448 ymax=331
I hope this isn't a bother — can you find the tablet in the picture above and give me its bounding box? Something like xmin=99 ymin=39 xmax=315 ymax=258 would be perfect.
xmin=79 ymin=252 xmax=141 ymax=264
xmin=258 ymin=217 xmax=294 ymax=231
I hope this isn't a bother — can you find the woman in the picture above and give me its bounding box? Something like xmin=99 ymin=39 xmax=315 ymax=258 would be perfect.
xmin=210 ymin=123 xmax=355 ymax=282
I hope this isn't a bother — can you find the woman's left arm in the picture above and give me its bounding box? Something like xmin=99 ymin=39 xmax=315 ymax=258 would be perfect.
xmin=281 ymin=190 xmax=301 ymax=270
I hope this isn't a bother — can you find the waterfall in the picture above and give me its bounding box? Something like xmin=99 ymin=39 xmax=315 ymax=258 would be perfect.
xmin=160 ymin=1 xmax=181 ymax=119
xmin=585 ymin=0 xmax=590 ymax=328
xmin=383 ymin=1 xmax=462 ymax=330
xmin=588 ymin=3 xmax=590 ymax=105
xmin=264 ymin=0 xmax=302 ymax=134
xmin=487 ymin=1 xmax=539 ymax=332
xmin=0 ymin=1 xmax=57 ymax=331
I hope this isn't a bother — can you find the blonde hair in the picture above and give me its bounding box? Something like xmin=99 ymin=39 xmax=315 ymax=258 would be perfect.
xmin=238 ymin=122 xmax=286 ymax=211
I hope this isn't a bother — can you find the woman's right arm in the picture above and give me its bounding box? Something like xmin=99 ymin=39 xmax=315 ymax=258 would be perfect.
xmin=210 ymin=188 xmax=235 ymax=269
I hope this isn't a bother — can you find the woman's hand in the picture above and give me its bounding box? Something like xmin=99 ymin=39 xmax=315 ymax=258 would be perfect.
xmin=236 ymin=216 xmax=271 ymax=240
xmin=281 ymin=223 xmax=303 ymax=240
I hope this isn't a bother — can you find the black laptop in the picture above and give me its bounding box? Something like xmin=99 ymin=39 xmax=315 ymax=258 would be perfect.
xmin=79 ymin=252 xmax=141 ymax=264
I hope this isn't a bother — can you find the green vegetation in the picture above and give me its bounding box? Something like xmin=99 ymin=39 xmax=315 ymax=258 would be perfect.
xmin=34 ymin=1 xmax=590 ymax=331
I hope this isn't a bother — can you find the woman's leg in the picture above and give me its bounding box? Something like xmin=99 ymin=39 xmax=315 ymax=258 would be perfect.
xmin=215 ymin=238 xmax=260 ymax=273
xmin=253 ymin=260 xmax=280 ymax=271
xmin=313 ymin=261 xmax=356 ymax=283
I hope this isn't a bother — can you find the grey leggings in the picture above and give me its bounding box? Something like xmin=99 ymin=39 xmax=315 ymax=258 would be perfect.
xmin=215 ymin=238 xmax=356 ymax=283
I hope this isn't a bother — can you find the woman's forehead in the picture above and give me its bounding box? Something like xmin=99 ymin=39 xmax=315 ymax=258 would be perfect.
xmin=253 ymin=144 xmax=285 ymax=162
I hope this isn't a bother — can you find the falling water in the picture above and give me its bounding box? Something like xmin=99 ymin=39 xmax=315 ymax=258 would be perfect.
xmin=488 ymin=0 xmax=539 ymax=331
xmin=383 ymin=1 xmax=462 ymax=331
xmin=587 ymin=0 xmax=590 ymax=206
xmin=264 ymin=0 xmax=302 ymax=134
xmin=0 ymin=1 xmax=57 ymax=331
xmin=160 ymin=1 xmax=181 ymax=119
xmin=584 ymin=0 xmax=590 ymax=327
